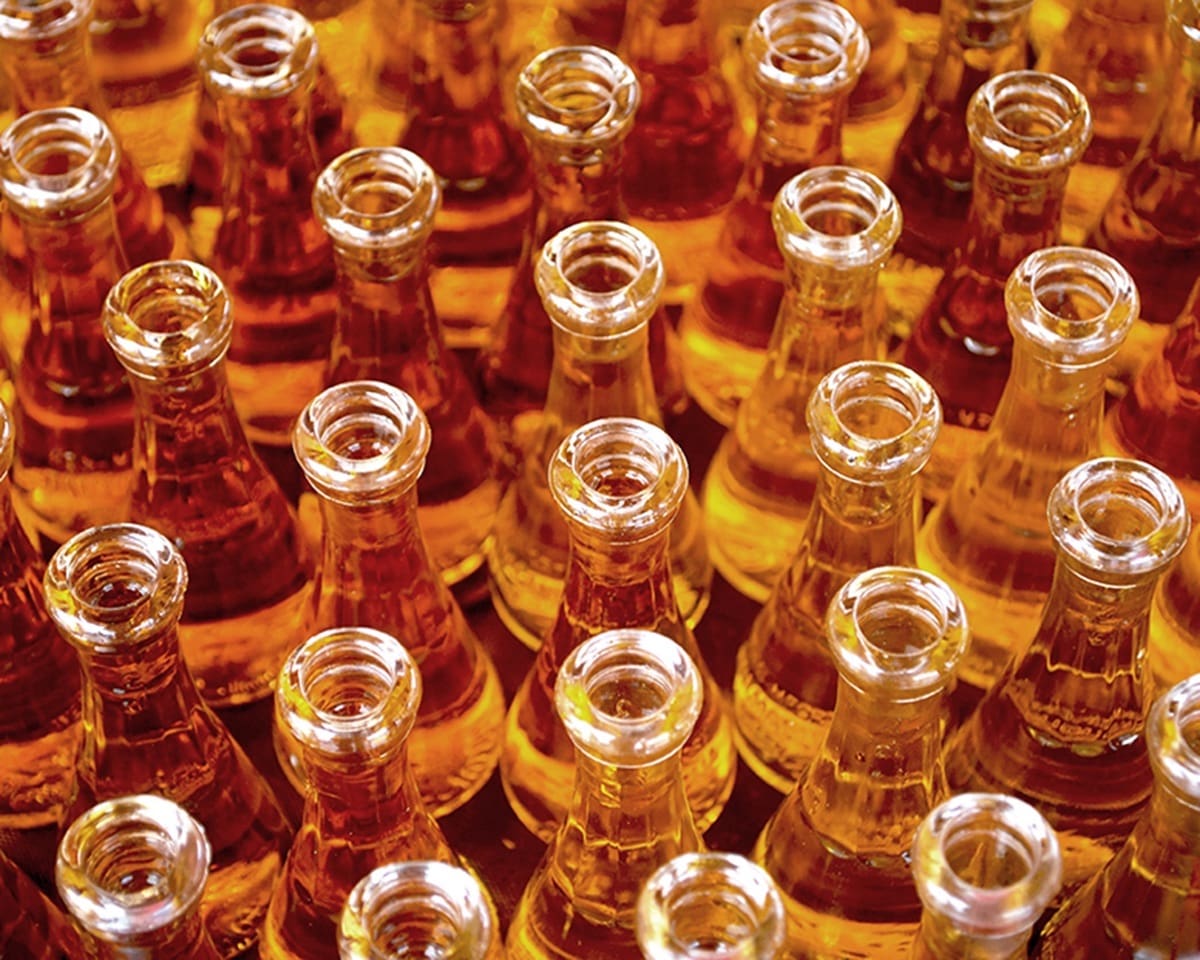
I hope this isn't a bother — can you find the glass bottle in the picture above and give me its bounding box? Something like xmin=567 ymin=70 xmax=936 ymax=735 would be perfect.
xmin=0 ymin=849 xmax=85 ymax=958
xmin=339 ymin=861 xmax=502 ymax=960
xmin=943 ymin=457 xmax=1190 ymax=899
xmin=755 ymin=565 xmax=968 ymax=956
xmin=502 ymin=417 xmax=733 ymax=841
xmin=732 ymin=359 xmax=942 ymax=791
xmin=313 ymin=146 xmax=505 ymax=586
xmin=102 ymin=259 xmax=312 ymax=706
xmin=900 ymin=70 xmax=1093 ymax=502
xmin=636 ymin=853 xmax=787 ymax=960
xmin=0 ymin=106 xmax=134 ymax=553
xmin=44 ymin=522 xmax=292 ymax=959
xmin=487 ymin=220 xmax=711 ymax=650
xmin=262 ymin=626 xmax=459 ymax=960
xmin=678 ymin=0 xmax=870 ymax=428
xmin=1032 ymin=672 xmax=1200 ymax=958
xmin=620 ymin=0 xmax=745 ymax=305
xmin=56 ymin=794 xmax=221 ymax=960
xmin=360 ymin=0 xmax=412 ymax=146
xmin=918 ymin=247 xmax=1139 ymax=705
xmin=703 ymin=165 xmax=904 ymax=604
xmin=507 ymin=628 xmax=705 ymax=960
xmin=399 ymin=0 xmax=532 ymax=349
xmin=293 ymin=381 xmax=505 ymax=816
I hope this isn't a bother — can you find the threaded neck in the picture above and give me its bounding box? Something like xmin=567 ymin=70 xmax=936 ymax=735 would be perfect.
xmin=199 ymin=4 xmax=318 ymax=101
xmin=746 ymin=0 xmax=868 ymax=99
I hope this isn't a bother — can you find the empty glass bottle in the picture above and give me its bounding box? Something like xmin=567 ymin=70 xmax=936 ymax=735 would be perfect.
xmin=637 ymin=853 xmax=787 ymax=960
xmin=1033 ymin=672 xmax=1200 ymax=957
xmin=339 ymin=861 xmax=502 ymax=960
xmin=293 ymin=381 xmax=505 ymax=816
xmin=263 ymin=626 xmax=458 ymax=960
xmin=487 ymin=220 xmax=711 ymax=649
xmin=900 ymin=70 xmax=1093 ymax=501
xmin=0 ymin=848 xmax=85 ymax=958
xmin=703 ymin=166 xmax=904 ymax=604
xmin=918 ymin=247 xmax=1139 ymax=704
xmin=507 ymin=628 xmax=704 ymax=960
xmin=756 ymin=565 xmax=969 ymax=957
xmin=56 ymin=794 xmax=221 ymax=960
xmin=732 ymin=360 xmax=942 ymax=791
xmin=44 ymin=522 xmax=291 ymax=959
xmin=313 ymin=146 xmax=505 ymax=586
xmin=679 ymin=0 xmax=870 ymax=427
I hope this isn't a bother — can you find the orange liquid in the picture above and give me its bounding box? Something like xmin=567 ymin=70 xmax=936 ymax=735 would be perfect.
xmin=0 ymin=850 xmax=83 ymax=958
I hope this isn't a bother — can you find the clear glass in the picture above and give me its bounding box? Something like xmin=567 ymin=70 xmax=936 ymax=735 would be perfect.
xmin=917 ymin=247 xmax=1138 ymax=703
xmin=637 ymin=852 xmax=787 ymax=960
xmin=0 ymin=848 xmax=85 ymax=958
xmin=910 ymin=793 xmax=1062 ymax=960
xmin=103 ymin=259 xmax=312 ymax=707
xmin=507 ymin=628 xmax=705 ymax=960
xmin=43 ymin=522 xmax=291 ymax=958
xmin=313 ymin=146 xmax=505 ymax=586
xmin=943 ymin=457 xmax=1190 ymax=901
xmin=262 ymin=626 xmax=457 ymax=960
xmin=702 ymin=165 xmax=903 ymax=603
xmin=679 ymin=0 xmax=869 ymax=427
xmin=56 ymin=794 xmax=220 ymax=959
xmin=292 ymin=380 xmax=505 ymax=816
xmin=755 ymin=565 xmax=969 ymax=957
xmin=487 ymin=220 xmax=711 ymax=649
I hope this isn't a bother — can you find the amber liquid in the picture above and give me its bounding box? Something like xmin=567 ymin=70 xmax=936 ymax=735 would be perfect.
xmin=0 ymin=850 xmax=83 ymax=958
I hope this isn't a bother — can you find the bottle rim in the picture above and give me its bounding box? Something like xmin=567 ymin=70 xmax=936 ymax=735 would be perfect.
xmin=516 ymin=45 xmax=640 ymax=149
xmin=968 ymin=70 xmax=1091 ymax=173
xmin=0 ymin=0 xmax=92 ymax=45
xmin=199 ymin=3 xmax=318 ymax=101
xmin=745 ymin=0 xmax=869 ymax=99
xmin=1148 ymin=674 xmax=1200 ymax=812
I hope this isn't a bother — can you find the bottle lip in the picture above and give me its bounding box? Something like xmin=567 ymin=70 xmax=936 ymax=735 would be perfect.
xmin=340 ymin=861 xmax=493 ymax=960
xmin=516 ymin=45 xmax=640 ymax=148
xmin=313 ymin=146 xmax=441 ymax=256
xmin=56 ymin=793 xmax=211 ymax=940
xmin=637 ymin=853 xmax=786 ymax=960
xmin=912 ymin=792 xmax=1062 ymax=938
xmin=0 ymin=0 xmax=92 ymax=45
xmin=103 ymin=260 xmax=234 ymax=380
xmin=536 ymin=220 xmax=664 ymax=341
xmin=294 ymin=380 xmax=431 ymax=506
xmin=773 ymin=165 xmax=902 ymax=271
xmin=556 ymin=628 xmax=702 ymax=767
xmin=806 ymin=361 xmax=942 ymax=482
xmin=968 ymin=69 xmax=1091 ymax=173
xmin=0 ymin=106 xmax=119 ymax=221
xmin=745 ymin=0 xmax=869 ymax=98
xmin=827 ymin=566 xmax=969 ymax=700
xmin=198 ymin=3 xmax=318 ymax=101
xmin=1149 ymin=674 xmax=1200 ymax=811
xmin=549 ymin=417 xmax=689 ymax=544
xmin=44 ymin=523 xmax=188 ymax=654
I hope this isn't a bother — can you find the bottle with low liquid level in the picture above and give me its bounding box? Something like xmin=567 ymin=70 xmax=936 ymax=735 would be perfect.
xmin=0 ymin=848 xmax=85 ymax=958
xmin=755 ymin=565 xmax=969 ymax=957
xmin=679 ymin=0 xmax=869 ymax=427
xmin=507 ymin=629 xmax=704 ymax=960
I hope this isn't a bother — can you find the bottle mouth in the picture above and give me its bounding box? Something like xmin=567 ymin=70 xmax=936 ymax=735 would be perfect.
xmin=340 ymin=861 xmax=492 ymax=959
xmin=313 ymin=147 xmax=441 ymax=256
xmin=807 ymin=361 xmax=942 ymax=482
xmin=103 ymin=260 xmax=234 ymax=380
xmin=1048 ymin=458 xmax=1190 ymax=581
xmin=516 ymin=45 xmax=639 ymax=150
xmin=1149 ymin=674 xmax=1200 ymax=811
xmin=827 ymin=566 xmax=969 ymax=700
xmin=912 ymin=793 xmax=1062 ymax=938
xmin=637 ymin=853 xmax=786 ymax=960
xmin=549 ymin=417 xmax=688 ymax=543
xmin=0 ymin=106 xmax=119 ymax=220
xmin=44 ymin=523 xmax=188 ymax=654
xmin=0 ymin=0 xmax=91 ymax=46
xmin=556 ymin=628 xmax=702 ymax=767
xmin=56 ymin=794 xmax=210 ymax=941
xmin=746 ymin=0 xmax=868 ymax=97
xmin=294 ymin=380 xmax=431 ymax=505
xmin=199 ymin=3 xmax=318 ymax=100
xmin=968 ymin=70 xmax=1091 ymax=172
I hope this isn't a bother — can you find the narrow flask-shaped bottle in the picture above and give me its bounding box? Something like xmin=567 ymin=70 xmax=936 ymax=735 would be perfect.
xmin=0 ymin=849 xmax=85 ymax=958
xmin=918 ymin=247 xmax=1138 ymax=703
xmin=507 ymin=629 xmax=705 ymax=960
xmin=702 ymin=165 xmax=904 ymax=603
xmin=487 ymin=220 xmax=712 ymax=649
xmin=44 ymin=523 xmax=291 ymax=958
xmin=56 ymin=794 xmax=221 ymax=960
xmin=502 ymin=417 xmax=734 ymax=840
xmin=733 ymin=360 xmax=941 ymax=790
xmin=293 ymin=381 xmax=505 ymax=816
xmin=679 ymin=0 xmax=869 ymax=427
xmin=313 ymin=146 xmax=505 ymax=586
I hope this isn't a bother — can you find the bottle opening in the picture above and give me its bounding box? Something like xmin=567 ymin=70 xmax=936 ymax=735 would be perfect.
xmin=0 ymin=106 xmax=118 ymax=217
xmin=517 ymin=45 xmax=639 ymax=142
xmin=748 ymin=0 xmax=868 ymax=95
xmin=0 ymin=0 xmax=89 ymax=43
xmin=969 ymin=70 xmax=1091 ymax=170
xmin=774 ymin=165 xmax=901 ymax=269
xmin=200 ymin=4 xmax=318 ymax=100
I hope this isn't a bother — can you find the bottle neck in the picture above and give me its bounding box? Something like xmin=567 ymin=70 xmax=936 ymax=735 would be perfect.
xmin=558 ymin=526 xmax=679 ymax=631
xmin=305 ymin=743 xmax=428 ymax=837
xmin=800 ymin=465 xmax=921 ymax=571
xmin=1144 ymin=47 xmax=1200 ymax=164
xmin=127 ymin=364 xmax=246 ymax=465
xmin=743 ymin=94 xmax=849 ymax=219
xmin=527 ymin=142 xmax=626 ymax=247
xmin=912 ymin=914 xmax=1029 ymax=960
xmin=624 ymin=0 xmax=716 ymax=73
xmin=0 ymin=30 xmax=105 ymax=115
xmin=89 ymin=914 xmax=220 ymax=960
xmin=409 ymin=1 xmax=503 ymax=117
